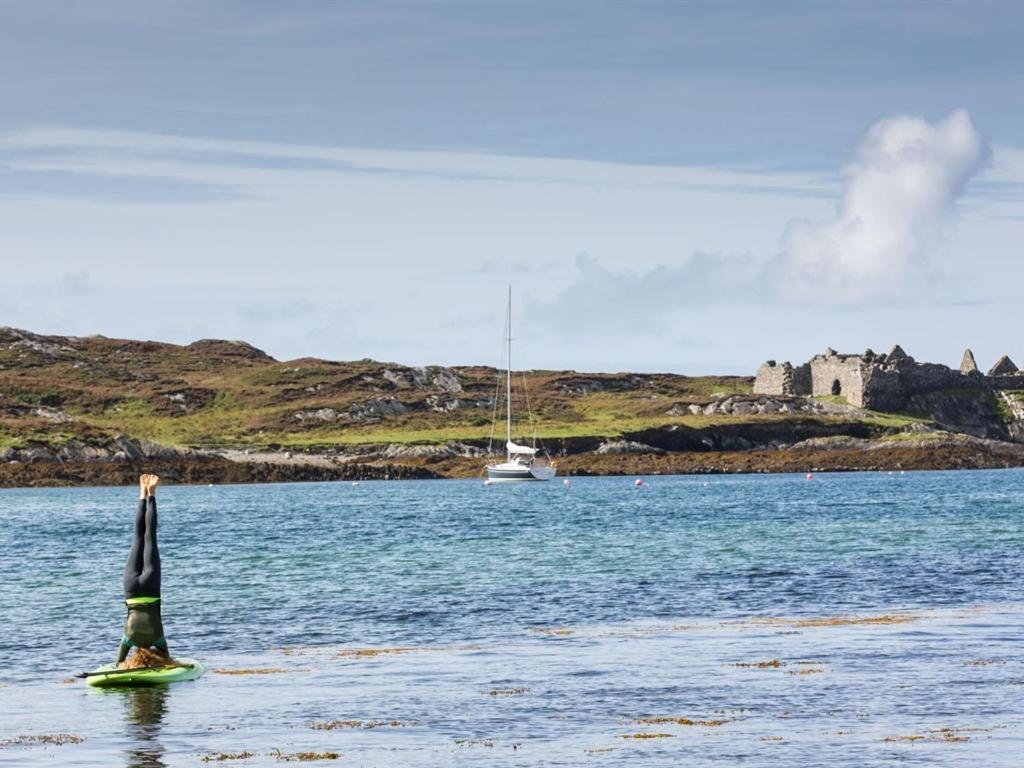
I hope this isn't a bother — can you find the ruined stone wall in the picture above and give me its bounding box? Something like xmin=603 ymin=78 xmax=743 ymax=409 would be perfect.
xmin=791 ymin=363 xmax=811 ymax=395
xmin=810 ymin=356 xmax=867 ymax=406
xmin=753 ymin=361 xmax=812 ymax=396
xmin=901 ymin=362 xmax=975 ymax=395
xmin=985 ymin=374 xmax=1024 ymax=390
xmin=861 ymin=366 xmax=905 ymax=411
xmin=758 ymin=348 xmax=1024 ymax=414
xmin=753 ymin=361 xmax=789 ymax=395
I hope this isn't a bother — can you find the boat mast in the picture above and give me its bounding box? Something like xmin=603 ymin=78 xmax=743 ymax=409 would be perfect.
xmin=506 ymin=284 xmax=512 ymax=456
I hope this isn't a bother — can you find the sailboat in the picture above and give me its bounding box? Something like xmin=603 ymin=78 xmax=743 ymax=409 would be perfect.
xmin=485 ymin=287 xmax=557 ymax=482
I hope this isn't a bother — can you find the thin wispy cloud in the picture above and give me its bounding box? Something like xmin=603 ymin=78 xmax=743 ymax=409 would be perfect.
xmin=0 ymin=127 xmax=834 ymax=200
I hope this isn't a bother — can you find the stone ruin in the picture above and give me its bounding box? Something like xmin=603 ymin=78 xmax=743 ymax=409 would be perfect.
xmin=754 ymin=345 xmax=1024 ymax=411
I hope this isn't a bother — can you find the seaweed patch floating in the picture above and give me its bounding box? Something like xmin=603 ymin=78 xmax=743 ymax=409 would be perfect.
xmin=750 ymin=613 xmax=921 ymax=629
xmin=202 ymin=750 xmax=341 ymax=762
xmin=0 ymin=734 xmax=84 ymax=748
xmin=729 ymin=659 xmax=786 ymax=669
xmin=634 ymin=717 xmax=729 ymax=727
xmin=882 ymin=726 xmax=996 ymax=744
xmin=335 ymin=643 xmax=481 ymax=659
xmin=271 ymin=750 xmax=341 ymax=762
xmin=617 ymin=733 xmax=675 ymax=739
xmin=311 ymin=720 xmax=407 ymax=730
xmin=199 ymin=751 xmax=256 ymax=762
xmin=527 ymin=627 xmax=575 ymax=636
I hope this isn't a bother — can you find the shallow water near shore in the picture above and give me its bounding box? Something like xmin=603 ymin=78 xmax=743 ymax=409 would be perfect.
xmin=1 ymin=470 xmax=1022 ymax=766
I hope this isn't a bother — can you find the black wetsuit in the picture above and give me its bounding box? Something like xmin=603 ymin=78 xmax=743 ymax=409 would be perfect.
xmin=117 ymin=496 xmax=169 ymax=663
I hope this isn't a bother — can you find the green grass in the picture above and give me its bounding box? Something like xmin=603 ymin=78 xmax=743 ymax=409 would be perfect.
xmin=857 ymin=410 xmax=927 ymax=430
xmin=991 ymin=392 xmax=1014 ymax=425
xmin=813 ymin=394 xmax=849 ymax=405
xmin=29 ymin=385 xmax=932 ymax=451
xmin=877 ymin=430 xmax=946 ymax=443
xmin=231 ymin=411 xmax=922 ymax=448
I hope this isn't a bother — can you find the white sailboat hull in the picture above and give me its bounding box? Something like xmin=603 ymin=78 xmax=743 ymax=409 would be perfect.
xmin=486 ymin=463 xmax=557 ymax=482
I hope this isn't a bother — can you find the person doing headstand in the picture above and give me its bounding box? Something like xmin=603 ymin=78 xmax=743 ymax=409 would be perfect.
xmin=117 ymin=474 xmax=171 ymax=665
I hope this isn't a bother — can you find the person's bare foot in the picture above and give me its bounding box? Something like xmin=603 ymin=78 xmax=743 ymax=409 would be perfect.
xmin=147 ymin=474 xmax=160 ymax=496
xmin=139 ymin=474 xmax=149 ymax=499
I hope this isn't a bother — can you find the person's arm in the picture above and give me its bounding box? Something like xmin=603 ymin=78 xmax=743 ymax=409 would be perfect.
xmin=155 ymin=637 xmax=170 ymax=658
xmin=117 ymin=637 xmax=131 ymax=664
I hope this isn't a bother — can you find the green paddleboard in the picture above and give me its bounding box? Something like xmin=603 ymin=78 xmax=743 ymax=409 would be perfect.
xmin=85 ymin=658 xmax=204 ymax=687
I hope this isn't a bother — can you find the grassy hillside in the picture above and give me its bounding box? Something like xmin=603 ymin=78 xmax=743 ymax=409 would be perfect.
xmin=0 ymin=327 xmax=766 ymax=451
xmin=0 ymin=326 xmax=927 ymax=455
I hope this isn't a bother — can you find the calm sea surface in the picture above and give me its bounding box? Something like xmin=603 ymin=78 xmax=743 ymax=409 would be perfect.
xmin=1 ymin=471 xmax=1022 ymax=766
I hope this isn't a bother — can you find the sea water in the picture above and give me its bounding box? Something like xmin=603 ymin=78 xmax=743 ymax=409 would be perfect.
xmin=0 ymin=471 xmax=1022 ymax=766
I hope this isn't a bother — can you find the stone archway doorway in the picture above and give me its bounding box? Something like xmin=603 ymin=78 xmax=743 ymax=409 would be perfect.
xmin=831 ymin=379 xmax=842 ymax=396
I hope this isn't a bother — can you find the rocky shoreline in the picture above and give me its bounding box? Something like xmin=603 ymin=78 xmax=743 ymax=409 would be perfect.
xmin=2 ymin=430 xmax=1023 ymax=488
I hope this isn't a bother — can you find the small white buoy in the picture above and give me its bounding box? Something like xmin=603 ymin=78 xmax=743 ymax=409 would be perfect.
xmin=484 ymin=479 xmax=493 ymax=486
xmin=351 ymin=481 xmax=360 ymax=486
xmin=563 ymin=478 xmax=570 ymax=486
xmin=208 ymin=483 xmax=213 ymax=488
xmin=634 ymin=478 xmax=643 ymax=487
xmin=806 ymin=472 xmax=813 ymax=480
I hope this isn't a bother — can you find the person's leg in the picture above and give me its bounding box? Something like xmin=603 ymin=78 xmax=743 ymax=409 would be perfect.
xmin=138 ymin=493 xmax=161 ymax=597
xmin=122 ymin=497 xmax=147 ymax=598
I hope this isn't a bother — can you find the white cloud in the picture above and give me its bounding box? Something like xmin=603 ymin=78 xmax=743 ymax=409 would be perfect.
xmin=537 ymin=110 xmax=996 ymax=339
xmin=774 ymin=109 xmax=989 ymax=301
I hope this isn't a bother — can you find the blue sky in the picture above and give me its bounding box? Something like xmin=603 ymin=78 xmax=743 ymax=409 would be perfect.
xmin=1 ymin=1 xmax=1023 ymax=373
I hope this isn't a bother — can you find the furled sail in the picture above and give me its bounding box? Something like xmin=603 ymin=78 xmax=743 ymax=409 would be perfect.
xmin=506 ymin=440 xmax=537 ymax=455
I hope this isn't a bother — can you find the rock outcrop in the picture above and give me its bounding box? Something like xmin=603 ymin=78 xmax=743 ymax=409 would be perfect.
xmin=186 ymin=339 xmax=271 ymax=360
xmin=0 ymin=436 xmax=191 ymax=464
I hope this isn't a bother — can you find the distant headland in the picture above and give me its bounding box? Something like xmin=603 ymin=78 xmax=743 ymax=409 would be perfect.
xmin=2 ymin=327 xmax=1024 ymax=487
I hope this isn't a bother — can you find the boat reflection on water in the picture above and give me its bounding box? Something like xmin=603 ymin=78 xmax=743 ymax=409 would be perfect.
xmin=122 ymin=687 xmax=168 ymax=768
